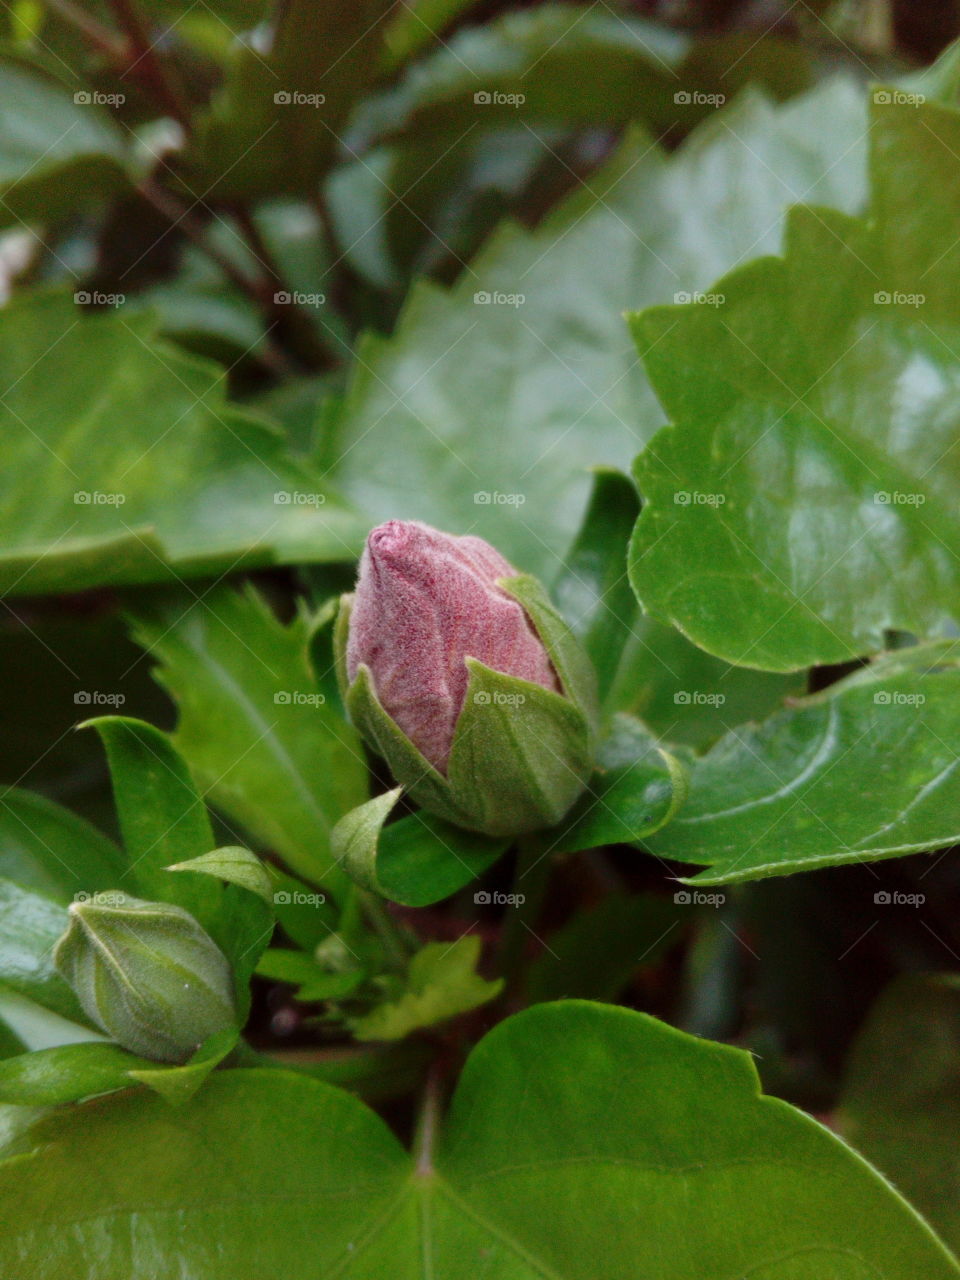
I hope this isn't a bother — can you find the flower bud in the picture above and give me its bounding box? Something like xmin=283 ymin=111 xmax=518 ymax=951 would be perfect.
xmin=54 ymin=894 xmax=237 ymax=1064
xmin=336 ymin=521 xmax=598 ymax=836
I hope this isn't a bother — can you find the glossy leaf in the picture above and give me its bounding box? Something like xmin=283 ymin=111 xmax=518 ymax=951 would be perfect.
xmin=84 ymin=716 xmax=220 ymax=925
xmin=554 ymin=470 xmax=802 ymax=742
xmin=629 ymin=94 xmax=960 ymax=670
xmin=839 ymin=973 xmax=960 ymax=1254
xmin=550 ymin=714 xmax=688 ymax=854
xmin=0 ymin=293 xmax=363 ymax=597
xmin=645 ymin=646 xmax=960 ymax=884
xmin=131 ymin=585 xmax=368 ymax=890
xmin=334 ymin=77 xmax=867 ymax=580
xmin=0 ymin=1042 xmax=150 ymax=1106
xmin=0 ymin=789 xmax=123 ymax=903
xmin=0 ymin=1003 xmax=956 ymax=1276
xmin=0 ymin=879 xmax=84 ymax=1024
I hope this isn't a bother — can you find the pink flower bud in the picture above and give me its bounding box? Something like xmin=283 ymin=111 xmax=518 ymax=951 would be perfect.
xmin=346 ymin=521 xmax=559 ymax=773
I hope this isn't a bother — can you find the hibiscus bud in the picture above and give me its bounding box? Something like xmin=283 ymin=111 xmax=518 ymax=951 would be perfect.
xmin=54 ymin=894 xmax=237 ymax=1064
xmin=335 ymin=521 xmax=598 ymax=836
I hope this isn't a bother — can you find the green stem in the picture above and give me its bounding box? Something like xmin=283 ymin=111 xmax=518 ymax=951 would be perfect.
xmin=359 ymin=889 xmax=411 ymax=973
xmin=495 ymin=833 xmax=553 ymax=987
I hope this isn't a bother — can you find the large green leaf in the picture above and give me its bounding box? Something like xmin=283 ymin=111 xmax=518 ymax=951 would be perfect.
xmin=130 ymin=584 xmax=368 ymax=890
xmin=629 ymin=92 xmax=960 ymax=670
xmin=333 ymin=77 xmax=867 ymax=579
xmin=0 ymin=1003 xmax=956 ymax=1276
xmin=0 ymin=880 xmax=83 ymax=1024
xmin=645 ymin=645 xmax=960 ymax=884
xmin=0 ymin=789 xmax=123 ymax=904
xmin=554 ymin=468 xmax=803 ymax=744
xmin=0 ymin=54 xmax=127 ymax=229
xmin=839 ymin=973 xmax=960 ymax=1255
xmin=0 ymin=292 xmax=363 ymax=597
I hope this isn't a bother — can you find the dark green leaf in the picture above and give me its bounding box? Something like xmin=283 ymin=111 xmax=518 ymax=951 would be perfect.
xmin=0 ymin=789 xmax=123 ymax=903
xmin=0 ymin=1005 xmax=956 ymax=1276
xmin=645 ymin=645 xmax=960 ymax=884
xmin=0 ymin=293 xmax=363 ymax=597
xmin=131 ymin=584 xmax=368 ymax=890
xmin=629 ymin=94 xmax=960 ymax=670
xmin=334 ymin=78 xmax=867 ymax=580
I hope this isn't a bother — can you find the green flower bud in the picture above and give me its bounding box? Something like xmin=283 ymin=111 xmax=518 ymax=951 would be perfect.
xmin=54 ymin=893 xmax=237 ymax=1064
xmin=335 ymin=521 xmax=599 ymax=837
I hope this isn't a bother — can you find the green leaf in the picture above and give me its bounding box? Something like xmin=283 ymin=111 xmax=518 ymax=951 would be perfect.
xmin=645 ymin=645 xmax=960 ymax=884
xmin=351 ymin=935 xmax=501 ymax=1041
xmin=551 ymin=714 xmax=688 ymax=854
xmin=0 ymin=1042 xmax=150 ymax=1106
xmin=187 ymin=0 xmax=394 ymax=200
xmin=0 ymin=1004 xmax=957 ymax=1276
xmin=129 ymin=1027 xmax=240 ymax=1106
xmin=0 ymin=292 xmax=363 ymax=597
xmin=525 ymin=893 xmax=682 ymax=1004
xmin=0 ymin=789 xmax=123 ymax=903
xmin=552 ymin=468 xmax=641 ymax=711
xmin=334 ymin=77 xmax=867 ymax=580
xmin=0 ymin=879 xmax=84 ymax=1024
xmin=84 ymin=717 xmax=220 ymax=925
xmin=382 ymin=0 xmax=481 ymax=67
xmin=0 ymin=54 xmax=127 ymax=228
xmin=554 ymin=470 xmax=803 ymax=742
xmin=629 ymin=93 xmax=960 ymax=670
xmin=334 ymin=788 xmax=508 ymax=907
xmin=131 ymin=584 xmax=368 ymax=890
xmin=839 ymin=973 xmax=960 ymax=1255
xmin=168 ymin=847 xmax=274 ymax=905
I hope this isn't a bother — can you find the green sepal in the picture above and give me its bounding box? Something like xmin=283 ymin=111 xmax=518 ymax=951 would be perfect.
xmin=345 ymin=663 xmax=466 ymax=824
xmin=500 ymin=573 xmax=600 ymax=741
xmin=332 ymin=787 xmax=508 ymax=905
xmin=445 ymin=659 xmax=593 ymax=836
